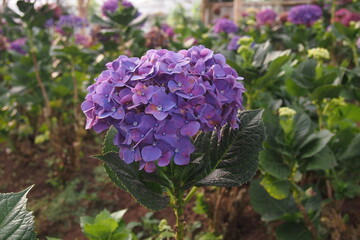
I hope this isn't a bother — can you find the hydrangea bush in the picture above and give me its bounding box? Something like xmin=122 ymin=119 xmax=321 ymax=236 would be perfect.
xmin=288 ymin=4 xmax=323 ymax=26
xmin=82 ymin=46 xmax=265 ymax=239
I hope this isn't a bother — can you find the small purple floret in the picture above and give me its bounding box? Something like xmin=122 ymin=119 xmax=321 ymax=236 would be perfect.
xmin=10 ymin=38 xmax=26 ymax=55
xmin=82 ymin=46 xmax=245 ymax=172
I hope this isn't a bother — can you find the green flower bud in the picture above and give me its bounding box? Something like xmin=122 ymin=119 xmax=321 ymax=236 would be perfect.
xmin=278 ymin=107 xmax=296 ymax=118
xmin=307 ymin=48 xmax=330 ymax=61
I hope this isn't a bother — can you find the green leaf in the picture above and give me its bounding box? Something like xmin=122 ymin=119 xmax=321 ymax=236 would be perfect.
xmin=249 ymin=181 xmax=297 ymax=221
xmin=260 ymin=174 xmax=291 ymax=200
xmin=275 ymin=222 xmax=312 ymax=240
xmin=339 ymin=134 xmax=360 ymax=162
xmin=102 ymin=126 xmax=119 ymax=154
xmin=291 ymin=59 xmax=316 ymax=90
xmin=0 ymin=186 xmax=37 ymax=240
xmin=299 ymin=130 xmax=334 ymax=158
xmin=256 ymin=55 xmax=290 ymax=86
xmin=95 ymin=153 xmax=169 ymax=211
xmin=293 ymin=113 xmax=312 ymax=148
xmin=194 ymin=110 xmax=265 ymax=187
xmin=306 ymin=146 xmax=337 ymax=170
xmin=311 ymin=85 xmax=342 ymax=101
xmin=260 ymin=148 xmax=290 ymax=180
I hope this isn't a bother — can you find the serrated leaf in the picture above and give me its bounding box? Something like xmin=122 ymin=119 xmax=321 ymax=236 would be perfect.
xmin=0 ymin=186 xmax=37 ymax=240
xmin=275 ymin=222 xmax=312 ymax=240
xmin=195 ymin=110 xmax=265 ymax=187
xmin=250 ymin=181 xmax=298 ymax=221
xmin=299 ymin=130 xmax=334 ymax=158
xmin=260 ymin=175 xmax=290 ymax=200
xmin=102 ymin=126 xmax=119 ymax=154
xmin=95 ymin=153 xmax=169 ymax=211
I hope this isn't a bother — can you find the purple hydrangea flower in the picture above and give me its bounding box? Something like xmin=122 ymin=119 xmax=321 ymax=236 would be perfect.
xmin=213 ymin=18 xmax=238 ymax=34
xmin=227 ymin=36 xmax=241 ymax=51
xmin=56 ymin=15 xmax=87 ymax=35
xmin=256 ymin=9 xmax=277 ymax=26
xmin=10 ymin=38 xmax=27 ymax=55
xmin=102 ymin=0 xmax=119 ymax=15
xmin=75 ymin=34 xmax=91 ymax=47
xmin=82 ymin=46 xmax=245 ymax=172
xmin=161 ymin=24 xmax=175 ymax=38
xmin=288 ymin=4 xmax=322 ymax=26
xmin=121 ymin=0 xmax=133 ymax=8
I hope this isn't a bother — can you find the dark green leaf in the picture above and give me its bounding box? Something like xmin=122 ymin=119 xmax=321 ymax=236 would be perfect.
xmin=275 ymin=222 xmax=312 ymax=240
xmin=0 ymin=186 xmax=37 ymax=240
xmin=195 ymin=110 xmax=265 ymax=187
xmin=102 ymin=126 xmax=119 ymax=154
xmin=260 ymin=148 xmax=290 ymax=180
xmin=256 ymin=55 xmax=290 ymax=86
xmin=306 ymin=146 xmax=337 ymax=170
xmin=299 ymin=130 xmax=334 ymax=158
xmin=95 ymin=153 xmax=169 ymax=211
xmin=291 ymin=59 xmax=316 ymax=90
xmin=311 ymin=85 xmax=342 ymax=101
xmin=249 ymin=181 xmax=298 ymax=221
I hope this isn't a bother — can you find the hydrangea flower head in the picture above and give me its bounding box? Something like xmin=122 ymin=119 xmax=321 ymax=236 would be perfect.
xmin=82 ymin=46 xmax=245 ymax=172
xmin=334 ymin=8 xmax=360 ymax=26
xmin=228 ymin=36 xmax=241 ymax=51
xmin=161 ymin=24 xmax=175 ymax=38
xmin=256 ymin=9 xmax=277 ymax=26
xmin=56 ymin=15 xmax=87 ymax=35
xmin=102 ymin=0 xmax=119 ymax=15
xmin=308 ymin=48 xmax=330 ymax=61
xmin=278 ymin=107 xmax=296 ymax=118
xmin=10 ymin=38 xmax=27 ymax=55
xmin=213 ymin=18 xmax=238 ymax=34
xmin=288 ymin=4 xmax=322 ymax=26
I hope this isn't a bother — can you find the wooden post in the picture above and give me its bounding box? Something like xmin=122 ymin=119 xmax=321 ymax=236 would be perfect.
xmin=233 ymin=0 xmax=243 ymax=23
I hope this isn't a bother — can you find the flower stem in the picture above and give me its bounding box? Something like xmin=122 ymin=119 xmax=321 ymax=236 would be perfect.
xmin=183 ymin=186 xmax=198 ymax=205
xmin=174 ymin=190 xmax=185 ymax=240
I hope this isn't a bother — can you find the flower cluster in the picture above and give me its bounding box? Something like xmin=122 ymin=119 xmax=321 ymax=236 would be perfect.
xmin=75 ymin=34 xmax=92 ymax=48
xmin=10 ymin=38 xmax=26 ymax=55
xmin=256 ymin=9 xmax=277 ymax=26
xmin=288 ymin=4 xmax=322 ymax=26
xmin=334 ymin=8 xmax=360 ymax=26
xmin=102 ymin=0 xmax=134 ymax=16
xmin=82 ymin=46 xmax=245 ymax=172
xmin=308 ymin=48 xmax=330 ymax=61
xmin=161 ymin=24 xmax=175 ymax=38
xmin=213 ymin=18 xmax=238 ymax=34
xmin=227 ymin=36 xmax=241 ymax=51
xmin=55 ymin=15 xmax=87 ymax=35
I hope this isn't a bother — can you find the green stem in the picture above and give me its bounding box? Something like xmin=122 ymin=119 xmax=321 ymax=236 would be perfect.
xmin=174 ymin=190 xmax=185 ymax=240
xmin=183 ymin=186 xmax=198 ymax=205
xmin=350 ymin=44 xmax=359 ymax=67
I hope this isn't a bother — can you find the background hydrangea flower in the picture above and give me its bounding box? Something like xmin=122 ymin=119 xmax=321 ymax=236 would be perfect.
xmin=213 ymin=18 xmax=238 ymax=34
xmin=334 ymin=8 xmax=360 ymax=26
xmin=228 ymin=36 xmax=241 ymax=51
xmin=102 ymin=0 xmax=119 ymax=15
xmin=161 ymin=24 xmax=175 ymax=38
xmin=82 ymin=46 xmax=245 ymax=172
xmin=56 ymin=15 xmax=87 ymax=35
xmin=256 ymin=9 xmax=277 ymax=26
xmin=10 ymin=38 xmax=26 ymax=55
xmin=288 ymin=4 xmax=323 ymax=26
xmin=308 ymin=47 xmax=330 ymax=61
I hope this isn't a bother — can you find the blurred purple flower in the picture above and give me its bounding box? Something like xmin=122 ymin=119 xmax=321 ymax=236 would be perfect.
xmin=122 ymin=0 xmax=133 ymax=8
xmin=213 ymin=18 xmax=238 ymax=34
xmin=256 ymin=9 xmax=277 ymax=25
xmin=334 ymin=8 xmax=360 ymax=26
xmin=288 ymin=4 xmax=322 ymax=26
xmin=82 ymin=46 xmax=245 ymax=172
xmin=161 ymin=24 xmax=175 ymax=38
xmin=10 ymin=38 xmax=26 ymax=55
xmin=75 ymin=34 xmax=91 ymax=47
xmin=227 ymin=35 xmax=241 ymax=51
xmin=102 ymin=0 xmax=119 ymax=15
xmin=56 ymin=15 xmax=87 ymax=35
